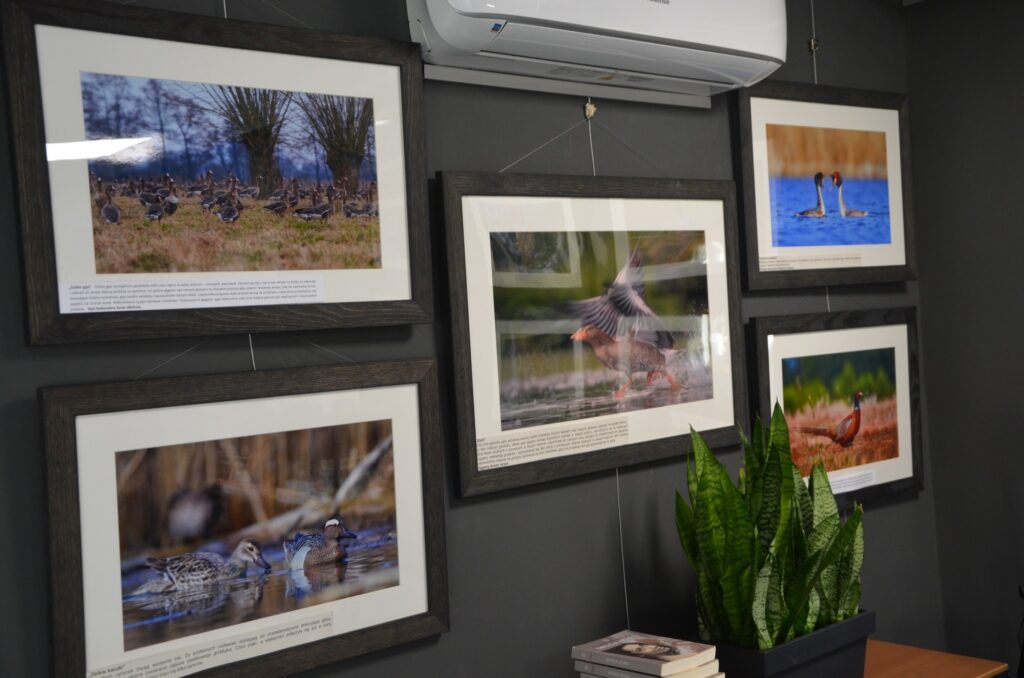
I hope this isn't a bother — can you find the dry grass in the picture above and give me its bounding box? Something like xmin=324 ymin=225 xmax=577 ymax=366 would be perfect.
xmin=766 ymin=124 xmax=888 ymax=179
xmin=787 ymin=395 xmax=899 ymax=477
xmin=93 ymin=195 xmax=381 ymax=273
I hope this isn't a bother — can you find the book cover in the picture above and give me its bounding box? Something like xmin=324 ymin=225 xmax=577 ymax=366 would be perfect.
xmin=576 ymin=657 xmax=719 ymax=678
xmin=571 ymin=630 xmax=716 ymax=677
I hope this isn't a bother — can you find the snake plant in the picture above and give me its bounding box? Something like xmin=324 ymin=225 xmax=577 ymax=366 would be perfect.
xmin=675 ymin=403 xmax=864 ymax=649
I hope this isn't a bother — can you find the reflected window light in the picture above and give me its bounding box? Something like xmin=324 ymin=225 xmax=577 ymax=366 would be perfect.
xmin=46 ymin=137 xmax=152 ymax=162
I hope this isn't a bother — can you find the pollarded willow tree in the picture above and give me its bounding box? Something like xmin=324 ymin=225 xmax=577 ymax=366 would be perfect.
xmin=195 ymin=85 xmax=292 ymax=192
xmin=297 ymin=94 xmax=374 ymax=191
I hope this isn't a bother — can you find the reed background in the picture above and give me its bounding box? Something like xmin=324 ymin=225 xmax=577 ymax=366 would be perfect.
xmin=767 ymin=124 xmax=888 ymax=178
xmin=115 ymin=419 xmax=394 ymax=562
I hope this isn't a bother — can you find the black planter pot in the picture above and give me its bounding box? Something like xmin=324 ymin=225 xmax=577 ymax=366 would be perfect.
xmin=715 ymin=611 xmax=876 ymax=678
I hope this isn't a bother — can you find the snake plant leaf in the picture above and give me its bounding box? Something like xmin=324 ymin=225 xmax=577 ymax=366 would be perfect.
xmin=756 ymin=434 xmax=782 ymax=554
xmin=744 ymin=420 xmax=766 ymax=518
xmin=753 ymin=550 xmax=786 ymax=649
xmin=695 ymin=561 xmax=726 ymax=641
xmin=713 ymin=462 xmax=757 ymax=642
xmin=694 ymin=463 xmax=728 ymax=620
xmin=768 ymin=403 xmax=792 ymax=476
xmin=775 ymin=505 xmax=864 ymax=643
xmin=792 ymin=462 xmax=813 ymax=536
xmin=675 ymin=490 xmax=698 ymax=564
xmin=690 ymin=426 xmax=711 ymax=497
xmin=804 ymin=588 xmax=821 ymax=635
xmin=809 ymin=460 xmax=838 ymax=529
xmin=752 ymin=553 xmax=772 ymax=647
xmin=806 ymin=513 xmax=841 ymax=617
xmin=836 ymin=508 xmax=865 ymax=620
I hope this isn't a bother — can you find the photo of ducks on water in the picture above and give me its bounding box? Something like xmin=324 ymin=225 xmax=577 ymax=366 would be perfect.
xmin=81 ymin=71 xmax=381 ymax=273
xmin=491 ymin=231 xmax=713 ymax=431
xmin=117 ymin=419 xmax=398 ymax=651
xmin=782 ymin=348 xmax=900 ymax=476
xmin=766 ymin=123 xmax=891 ymax=247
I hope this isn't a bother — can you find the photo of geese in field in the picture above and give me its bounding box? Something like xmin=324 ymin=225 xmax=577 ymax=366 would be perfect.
xmin=783 ymin=348 xmax=899 ymax=476
xmin=116 ymin=419 xmax=397 ymax=651
xmin=492 ymin=230 xmax=713 ymax=431
xmin=767 ymin=124 xmax=891 ymax=247
xmin=81 ymin=72 xmax=381 ymax=273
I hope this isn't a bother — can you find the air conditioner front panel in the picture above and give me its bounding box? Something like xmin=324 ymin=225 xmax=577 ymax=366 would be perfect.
xmin=439 ymin=0 xmax=787 ymax=62
xmin=489 ymin=22 xmax=778 ymax=87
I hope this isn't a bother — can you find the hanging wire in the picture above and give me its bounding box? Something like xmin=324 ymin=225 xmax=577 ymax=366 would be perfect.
xmin=498 ymin=119 xmax=587 ymax=174
xmin=826 ymin=286 xmax=831 ymax=312
xmin=585 ymin=98 xmax=597 ymax=176
xmin=132 ymin=342 xmax=204 ymax=380
xmin=809 ymin=0 xmax=820 ymax=86
xmin=247 ymin=333 xmax=256 ymax=371
xmin=259 ymin=0 xmax=313 ymax=29
xmin=591 ymin=120 xmax=669 ymax=178
xmin=289 ymin=333 xmax=356 ymax=364
xmin=615 ymin=469 xmax=632 ymax=629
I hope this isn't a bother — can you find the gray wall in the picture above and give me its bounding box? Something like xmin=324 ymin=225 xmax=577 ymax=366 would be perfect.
xmin=908 ymin=0 xmax=1024 ymax=673
xmin=0 ymin=1 xmax=953 ymax=676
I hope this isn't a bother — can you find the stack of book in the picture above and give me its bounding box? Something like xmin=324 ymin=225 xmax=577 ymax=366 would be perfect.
xmin=571 ymin=630 xmax=722 ymax=678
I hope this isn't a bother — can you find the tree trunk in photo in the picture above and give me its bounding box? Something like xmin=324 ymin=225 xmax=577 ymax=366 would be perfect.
xmin=196 ymin=85 xmax=291 ymax=192
xmin=296 ymin=94 xmax=374 ymax=195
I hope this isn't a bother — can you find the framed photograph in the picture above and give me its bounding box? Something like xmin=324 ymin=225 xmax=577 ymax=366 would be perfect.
xmin=752 ymin=308 xmax=922 ymax=503
xmin=443 ymin=172 xmax=747 ymax=496
xmin=41 ymin=360 xmax=447 ymax=677
xmin=2 ymin=0 xmax=430 ymax=344
xmin=738 ymin=80 xmax=915 ymax=289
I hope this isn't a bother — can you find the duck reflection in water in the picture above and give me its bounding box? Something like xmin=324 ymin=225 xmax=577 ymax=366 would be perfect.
xmin=286 ymin=561 xmax=349 ymax=600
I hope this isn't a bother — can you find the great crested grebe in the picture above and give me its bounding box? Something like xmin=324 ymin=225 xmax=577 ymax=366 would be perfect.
xmin=830 ymin=171 xmax=869 ymax=217
xmin=794 ymin=172 xmax=826 ymax=217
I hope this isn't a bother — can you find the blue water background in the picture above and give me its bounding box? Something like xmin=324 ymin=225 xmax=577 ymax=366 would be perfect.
xmin=770 ymin=177 xmax=891 ymax=247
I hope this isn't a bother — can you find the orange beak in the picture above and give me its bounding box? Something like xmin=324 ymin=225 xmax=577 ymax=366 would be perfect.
xmin=570 ymin=328 xmax=585 ymax=341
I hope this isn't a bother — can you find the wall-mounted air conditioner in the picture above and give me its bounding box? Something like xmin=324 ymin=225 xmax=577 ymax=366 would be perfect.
xmin=407 ymin=0 xmax=787 ymax=107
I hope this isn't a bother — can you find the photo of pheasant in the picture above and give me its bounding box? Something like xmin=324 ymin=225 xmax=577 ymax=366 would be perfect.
xmin=783 ymin=349 xmax=899 ymax=476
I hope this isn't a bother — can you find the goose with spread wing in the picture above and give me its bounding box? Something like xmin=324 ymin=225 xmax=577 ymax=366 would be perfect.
xmin=570 ymin=245 xmax=680 ymax=398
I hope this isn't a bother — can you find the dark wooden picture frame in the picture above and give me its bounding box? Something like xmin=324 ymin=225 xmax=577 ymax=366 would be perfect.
xmin=41 ymin=359 xmax=448 ymax=677
xmin=443 ymin=171 xmax=748 ymax=496
xmin=752 ymin=308 xmax=923 ymax=505
xmin=737 ymin=80 xmax=916 ymax=290
xmin=2 ymin=0 xmax=431 ymax=344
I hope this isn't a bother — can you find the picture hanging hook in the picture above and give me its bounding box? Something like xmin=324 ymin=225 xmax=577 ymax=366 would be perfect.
xmin=584 ymin=97 xmax=598 ymax=121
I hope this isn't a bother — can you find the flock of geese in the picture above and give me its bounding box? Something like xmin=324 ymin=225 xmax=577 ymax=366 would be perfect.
xmin=795 ymin=170 xmax=869 ymax=218
xmin=91 ymin=171 xmax=379 ymax=226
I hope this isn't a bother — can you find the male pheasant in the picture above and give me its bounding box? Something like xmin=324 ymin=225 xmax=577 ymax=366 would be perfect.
xmin=796 ymin=390 xmax=863 ymax=447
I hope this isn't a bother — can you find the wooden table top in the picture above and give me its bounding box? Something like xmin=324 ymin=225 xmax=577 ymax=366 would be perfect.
xmin=865 ymin=639 xmax=1009 ymax=678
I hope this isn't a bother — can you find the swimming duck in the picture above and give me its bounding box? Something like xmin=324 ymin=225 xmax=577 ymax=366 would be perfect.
xmin=282 ymin=517 xmax=358 ymax=570
xmin=136 ymin=539 xmax=271 ymax=593
xmin=167 ymin=484 xmax=224 ymax=543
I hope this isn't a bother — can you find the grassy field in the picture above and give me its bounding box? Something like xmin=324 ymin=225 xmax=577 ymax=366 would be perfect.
xmin=787 ymin=395 xmax=899 ymax=476
xmin=93 ymin=196 xmax=381 ymax=273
